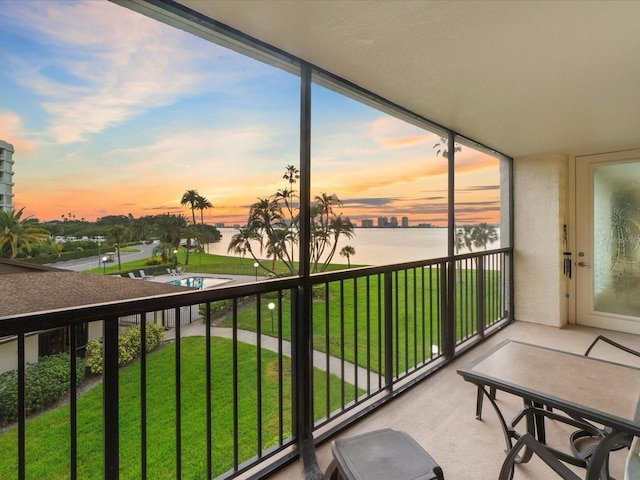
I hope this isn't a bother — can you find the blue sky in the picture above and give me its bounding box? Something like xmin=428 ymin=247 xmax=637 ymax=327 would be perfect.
xmin=0 ymin=0 xmax=500 ymax=226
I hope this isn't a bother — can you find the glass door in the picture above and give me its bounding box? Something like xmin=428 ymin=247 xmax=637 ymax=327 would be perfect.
xmin=576 ymin=150 xmax=640 ymax=333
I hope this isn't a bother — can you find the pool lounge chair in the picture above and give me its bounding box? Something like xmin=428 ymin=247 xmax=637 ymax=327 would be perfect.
xmin=139 ymin=270 xmax=154 ymax=280
xmin=128 ymin=272 xmax=142 ymax=280
xmin=167 ymin=268 xmax=178 ymax=277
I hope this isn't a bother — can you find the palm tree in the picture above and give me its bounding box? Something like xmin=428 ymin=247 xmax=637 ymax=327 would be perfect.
xmin=472 ymin=223 xmax=498 ymax=250
xmin=339 ymin=245 xmax=356 ymax=267
xmin=129 ymin=218 xmax=149 ymax=243
xmin=181 ymin=189 xmax=199 ymax=225
xmin=0 ymin=208 xmax=50 ymax=259
xmin=433 ymin=136 xmax=461 ymax=158
xmin=457 ymin=225 xmax=475 ymax=253
xmin=194 ymin=194 xmax=213 ymax=250
xmin=108 ymin=224 xmax=128 ymax=271
xmin=195 ymin=194 xmax=213 ymax=226
xmin=319 ymin=215 xmax=354 ymax=272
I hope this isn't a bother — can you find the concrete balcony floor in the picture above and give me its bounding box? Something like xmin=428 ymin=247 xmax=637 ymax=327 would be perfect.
xmin=269 ymin=321 xmax=640 ymax=480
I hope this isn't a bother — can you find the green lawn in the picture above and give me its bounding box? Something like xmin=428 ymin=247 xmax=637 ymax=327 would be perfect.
xmin=88 ymin=249 xmax=361 ymax=277
xmin=0 ymin=336 xmax=350 ymax=480
xmin=217 ymin=266 xmax=502 ymax=377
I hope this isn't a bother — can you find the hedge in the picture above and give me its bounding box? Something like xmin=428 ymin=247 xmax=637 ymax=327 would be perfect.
xmin=85 ymin=323 xmax=164 ymax=374
xmin=0 ymin=353 xmax=85 ymax=425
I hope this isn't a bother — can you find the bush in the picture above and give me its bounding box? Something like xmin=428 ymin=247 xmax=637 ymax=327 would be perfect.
xmin=145 ymin=256 xmax=164 ymax=266
xmin=0 ymin=353 xmax=85 ymax=425
xmin=85 ymin=323 xmax=164 ymax=374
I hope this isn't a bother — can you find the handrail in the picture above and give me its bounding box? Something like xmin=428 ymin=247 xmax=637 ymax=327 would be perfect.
xmin=0 ymin=249 xmax=512 ymax=479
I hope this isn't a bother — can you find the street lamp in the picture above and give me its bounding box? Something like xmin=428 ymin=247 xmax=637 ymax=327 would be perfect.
xmin=268 ymin=302 xmax=275 ymax=333
xmin=253 ymin=261 xmax=259 ymax=281
xmin=173 ymin=249 xmax=178 ymax=268
xmin=97 ymin=241 xmax=102 ymax=270
xmin=102 ymin=256 xmax=107 ymax=275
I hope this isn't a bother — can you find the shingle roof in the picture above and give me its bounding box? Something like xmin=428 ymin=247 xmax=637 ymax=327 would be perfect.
xmin=1 ymin=271 xmax=189 ymax=317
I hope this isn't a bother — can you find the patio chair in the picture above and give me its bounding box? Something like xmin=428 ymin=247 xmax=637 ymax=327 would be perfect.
xmin=139 ymin=270 xmax=154 ymax=279
xmin=625 ymin=436 xmax=640 ymax=480
xmin=128 ymin=272 xmax=142 ymax=280
xmin=167 ymin=268 xmax=178 ymax=277
xmin=499 ymin=432 xmax=637 ymax=480
xmin=584 ymin=335 xmax=640 ymax=361
xmin=568 ymin=336 xmax=639 ymax=463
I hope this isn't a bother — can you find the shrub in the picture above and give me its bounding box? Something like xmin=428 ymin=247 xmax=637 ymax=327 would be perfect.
xmin=145 ymin=256 xmax=163 ymax=266
xmin=85 ymin=323 xmax=164 ymax=374
xmin=0 ymin=353 xmax=85 ymax=425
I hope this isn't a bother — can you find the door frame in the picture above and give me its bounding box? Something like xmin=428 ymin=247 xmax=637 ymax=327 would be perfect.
xmin=570 ymin=148 xmax=640 ymax=334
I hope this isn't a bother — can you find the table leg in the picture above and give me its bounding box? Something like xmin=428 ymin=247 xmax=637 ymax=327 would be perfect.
xmin=476 ymin=385 xmax=535 ymax=464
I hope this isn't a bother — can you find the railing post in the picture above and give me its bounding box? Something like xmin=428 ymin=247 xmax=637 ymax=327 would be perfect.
xmin=443 ymin=260 xmax=455 ymax=359
xmin=476 ymin=255 xmax=486 ymax=338
xmin=384 ymin=271 xmax=394 ymax=389
xmin=296 ymin=63 xmax=323 ymax=480
xmin=17 ymin=333 xmax=25 ymax=480
xmin=103 ymin=317 xmax=119 ymax=480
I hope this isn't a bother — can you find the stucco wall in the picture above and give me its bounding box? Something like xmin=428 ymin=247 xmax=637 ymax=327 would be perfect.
xmin=514 ymin=154 xmax=569 ymax=327
xmin=0 ymin=334 xmax=39 ymax=374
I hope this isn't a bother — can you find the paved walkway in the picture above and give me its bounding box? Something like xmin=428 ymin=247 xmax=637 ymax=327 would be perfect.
xmin=165 ymin=321 xmax=381 ymax=390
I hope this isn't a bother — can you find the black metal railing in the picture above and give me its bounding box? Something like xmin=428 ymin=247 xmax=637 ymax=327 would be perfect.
xmin=0 ymin=249 xmax=511 ymax=480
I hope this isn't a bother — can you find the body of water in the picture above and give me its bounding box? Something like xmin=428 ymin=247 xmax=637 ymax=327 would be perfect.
xmin=207 ymin=227 xmax=453 ymax=266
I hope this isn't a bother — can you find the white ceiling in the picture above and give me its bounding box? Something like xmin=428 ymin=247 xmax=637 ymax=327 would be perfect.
xmin=174 ymin=0 xmax=640 ymax=158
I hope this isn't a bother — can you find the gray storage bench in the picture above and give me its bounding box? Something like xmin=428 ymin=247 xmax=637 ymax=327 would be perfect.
xmin=325 ymin=428 xmax=444 ymax=480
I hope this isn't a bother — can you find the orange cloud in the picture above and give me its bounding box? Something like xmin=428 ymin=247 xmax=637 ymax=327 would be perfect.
xmin=0 ymin=111 xmax=35 ymax=154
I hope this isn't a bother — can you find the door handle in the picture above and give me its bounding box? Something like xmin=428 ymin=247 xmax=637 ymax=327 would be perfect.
xmin=578 ymin=261 xmax=589 ymax=267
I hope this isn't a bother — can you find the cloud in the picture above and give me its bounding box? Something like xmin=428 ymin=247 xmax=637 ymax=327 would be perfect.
xmin=0 ymin=111 xmax=36 ymax=154
xmin=462 ymin=185 xmax=500 ymax=191
xmin=368 ymin=116 xmax=438 ymax=149
xmin=342 ymin=197 xmax=399 ymax=207
xmin=2 ymin=1 xmax=247 ymax=144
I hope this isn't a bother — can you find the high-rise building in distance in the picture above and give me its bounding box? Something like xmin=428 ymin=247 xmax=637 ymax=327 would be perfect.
xmin=0 ymin=140 xmax=14 ymax=212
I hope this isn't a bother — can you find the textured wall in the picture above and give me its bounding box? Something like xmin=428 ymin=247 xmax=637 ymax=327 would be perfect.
xmin=0 ymin=335 xmax=38 ymax=375
xmin=514 ymin=154 xmax=569 ymax=327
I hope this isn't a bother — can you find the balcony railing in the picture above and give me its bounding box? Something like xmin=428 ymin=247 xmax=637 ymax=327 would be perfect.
xmin=0 ymin=248 xmax=511 ymax=480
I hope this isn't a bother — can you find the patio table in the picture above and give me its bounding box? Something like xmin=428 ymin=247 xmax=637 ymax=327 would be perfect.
xmin=457 ymin=339 xmax=640 ymax=480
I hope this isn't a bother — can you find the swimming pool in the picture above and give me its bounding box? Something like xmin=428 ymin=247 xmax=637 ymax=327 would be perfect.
xmin=168 ymin=276 xmax=230 ymax=289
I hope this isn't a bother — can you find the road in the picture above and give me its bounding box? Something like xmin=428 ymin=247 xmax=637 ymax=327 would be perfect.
xmin=45 ymin=243 xmax=156 ymax=272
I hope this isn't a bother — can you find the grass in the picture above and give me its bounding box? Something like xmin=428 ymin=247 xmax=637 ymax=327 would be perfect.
xmin=216 ymin=266 xmax=503 ymax=377
xmin=88 ymin=249 xmax=361 ymax=277
xmin=0 ymin=336 xmax=352 ymax=480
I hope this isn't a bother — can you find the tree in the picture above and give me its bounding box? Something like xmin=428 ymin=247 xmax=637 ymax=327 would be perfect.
xmin=194 ymin=194 xmax=213 ymax=250
xmin=0 ymin=208 xmax=50 ymax=259
xmin=228 ymin=166 xmax=355 ymax=276
xmin=108 ymin=224 xmax=128 ymax=271
xmin=340 ymin=245 xmax=356 ymax=267
xmin=181 ymin=189 xmax=199 ymax=225
xmin=129 ymin=218 xmax=150 ymax=243
xmin=153 ymin=213 xmax=187 ymax=249
xmin=433 ymin=136 xmax=461 ymax=158
xmin=472 ymin=223 xmax=498 ymax=250
xmin=456 ymin=225 xmax=475 ymax=253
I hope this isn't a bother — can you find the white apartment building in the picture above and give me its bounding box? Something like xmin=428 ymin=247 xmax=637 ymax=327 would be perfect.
xmin=0 ymin=139 xmax=14 ymax=212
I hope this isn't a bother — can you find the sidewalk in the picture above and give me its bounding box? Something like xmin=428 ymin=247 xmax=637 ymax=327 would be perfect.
xmin=165 ymin=321 xmax=380 ymax=390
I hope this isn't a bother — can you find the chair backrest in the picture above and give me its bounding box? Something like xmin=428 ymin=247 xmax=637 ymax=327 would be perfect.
xmin=625 ymin=437 xmax=640 ymax=480
xmin=128 ymin=272 xmax=137 ymax=279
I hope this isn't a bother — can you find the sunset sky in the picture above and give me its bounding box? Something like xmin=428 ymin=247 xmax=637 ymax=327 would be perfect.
xmin=1 ymin=0 xmax=501 ymax=227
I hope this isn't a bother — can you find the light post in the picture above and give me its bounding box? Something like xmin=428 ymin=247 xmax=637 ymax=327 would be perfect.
xmin=97 ymin=241 xmax=102 ymax=270
xmin=268 ymin=302 xmax=275 ymax=333
xmin=173 ymin=249 xmax=178 ymax=268
xmin=253 ymin=261 xmax=259 ymax=281
xmin=102 ymin=255 xmax=107 ymax=275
